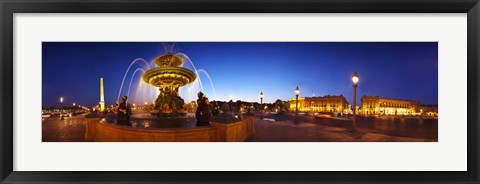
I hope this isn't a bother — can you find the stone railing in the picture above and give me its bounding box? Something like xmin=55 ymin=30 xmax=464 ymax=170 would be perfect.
xmin=84 ymin=115 xmax=255 ymax=142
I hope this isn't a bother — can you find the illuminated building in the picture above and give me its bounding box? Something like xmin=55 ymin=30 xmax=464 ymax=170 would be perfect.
xmin=420 ymin=105 xmax=438 ymax=117
xmin=290 ymin=95 xmax=349 ymax=113
xmin=360 ymin=95 xmax=420 ymax=115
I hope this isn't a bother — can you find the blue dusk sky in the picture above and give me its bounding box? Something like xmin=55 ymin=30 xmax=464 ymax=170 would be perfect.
xmin=42 ymin=42 xmax=438 ymax=107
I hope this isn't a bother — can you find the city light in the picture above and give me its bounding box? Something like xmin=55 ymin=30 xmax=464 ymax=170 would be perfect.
xmin=351 ymin=72 xmax=359 ymax=132
xmin=59 ymin=97 xmax=64 ymax=120
xmin=352 ymin=72 xmax=359 ymax=85
xmin=260 ymin=92 xmax=264 ymax=118
xmin=294 ymin=86 xmax=300 ymax=124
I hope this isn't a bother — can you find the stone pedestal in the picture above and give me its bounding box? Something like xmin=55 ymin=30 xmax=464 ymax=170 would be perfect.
xmin=84 ymin=116 xmax=255 ymax=142
xmin=84 ymin=116 xmax=101 ymax=141
xmin=243 ymin=115 xmax=256 ymax=136
xmin=210 ymin=118 xmax=255 ymax=142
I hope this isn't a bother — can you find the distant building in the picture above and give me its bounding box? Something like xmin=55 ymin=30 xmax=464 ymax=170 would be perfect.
xmin=360 ymin=95 xmax=420 ymax=115
xmin=420 ymin=104 xmax=438 ymax=117
xmin=290 ymin=95 xmax=349 ymax=113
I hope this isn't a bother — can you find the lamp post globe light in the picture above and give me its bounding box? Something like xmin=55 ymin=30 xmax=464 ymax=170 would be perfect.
xmin=351 ymin=72 xmax=359 ymax=132
xmin=260 ymin=92 xmax=264 ymax=119
xmin=294 ymin=86 xmax=300 ymax=124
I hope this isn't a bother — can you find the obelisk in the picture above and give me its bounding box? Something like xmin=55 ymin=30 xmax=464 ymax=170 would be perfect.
xmin=99 ymin=77 xmax=105 ymax=111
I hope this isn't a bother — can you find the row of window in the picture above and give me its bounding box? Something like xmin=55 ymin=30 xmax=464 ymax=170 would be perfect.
xmin=362 ymin=102 xmax=412 ymax=108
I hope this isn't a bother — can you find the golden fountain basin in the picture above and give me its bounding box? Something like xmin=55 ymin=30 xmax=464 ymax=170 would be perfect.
xmin=142 ymin=66 xmax=196 ymax=87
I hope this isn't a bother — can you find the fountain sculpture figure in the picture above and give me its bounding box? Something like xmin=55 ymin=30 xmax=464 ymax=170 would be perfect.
xmin=142 ymin=53 xmax=197 ymax=116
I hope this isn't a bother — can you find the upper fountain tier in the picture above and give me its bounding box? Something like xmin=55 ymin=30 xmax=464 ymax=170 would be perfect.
xmin=142 ymin=53 xmax=196 ymax=88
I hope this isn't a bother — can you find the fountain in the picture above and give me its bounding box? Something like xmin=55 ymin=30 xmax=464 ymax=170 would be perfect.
xmin=84 ymin=46 xmax=256 ymax=142
xmin=117 ymin=58 xmax=151 ymax=101
xmin=142 ymin=53 xmax=197 ymax=117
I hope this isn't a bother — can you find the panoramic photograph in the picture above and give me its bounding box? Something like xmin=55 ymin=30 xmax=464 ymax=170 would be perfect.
xmin=42 ymin=42 xmax=438 ymax=142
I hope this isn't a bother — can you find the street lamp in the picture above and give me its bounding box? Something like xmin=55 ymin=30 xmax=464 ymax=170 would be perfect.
xmin=351 ymin=72 xmax=359 ymax=132
xmin=60 ymin=97 xmax=64 ymax=120
xmin=260 ymin=92 xmax=264 ymax=119
xmin=294 ymin=86 xmax=300 ymax=124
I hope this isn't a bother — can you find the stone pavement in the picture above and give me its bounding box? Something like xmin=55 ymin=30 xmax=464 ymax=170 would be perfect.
xmin=246 ymin=118 xmax=436 ymax=142
xmin=42 ymin=114 xmax=435 ymax=142
xmin=42 ymin=115 xmax=86 ymax=142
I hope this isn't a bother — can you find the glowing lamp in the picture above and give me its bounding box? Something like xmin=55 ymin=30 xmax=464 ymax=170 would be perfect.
xmin=260 ymin=92 xmax=264 ymax=99
xmin=60 ymin=97 xmax=64 ymax=103
xmin=295 ymin=86 xmax=300 ymax=96
xmin=352 ymin=72 xmax=359 ymax=85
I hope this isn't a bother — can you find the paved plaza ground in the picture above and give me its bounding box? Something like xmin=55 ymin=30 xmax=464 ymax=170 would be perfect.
xmin=246 ymin=118 xmax=433 ymax=142
xmin=257 ymin=112 xmax=437 ymax=140
xmin=42 ymin=115 xmax=86 ymax=142
xmin=42 ymin=112 xmax=437 ymax=142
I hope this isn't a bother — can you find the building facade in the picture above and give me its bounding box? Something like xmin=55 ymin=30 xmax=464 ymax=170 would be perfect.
xmin=290 ymin=95 xmax=349 ymax=113
xmin=420 ymin=105 xmax=438 ymax=117
xmin=360 ymin=95 xmax=420 ymax=115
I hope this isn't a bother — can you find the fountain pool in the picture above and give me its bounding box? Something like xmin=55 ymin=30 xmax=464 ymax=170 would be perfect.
xmin=103 ymin=109 xmax=198 ymax=128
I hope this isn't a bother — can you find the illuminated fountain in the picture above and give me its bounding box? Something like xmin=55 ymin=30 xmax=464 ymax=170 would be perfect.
xmin=114 ymin=43 xmax=217 ymax=120
xmin=142 ymin=53 xmax=197 ymax=117
xmin=86 ymin=46 xmax=256 ymax=141
xmin=116 ymin=43 xmax=217 ymax=109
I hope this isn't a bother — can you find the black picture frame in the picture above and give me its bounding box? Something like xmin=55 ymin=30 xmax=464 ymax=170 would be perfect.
xmin=1 ymin=0 xmax=479 ymax=183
